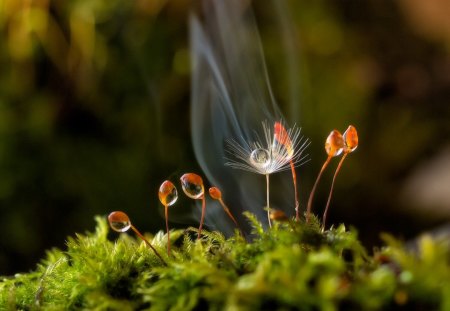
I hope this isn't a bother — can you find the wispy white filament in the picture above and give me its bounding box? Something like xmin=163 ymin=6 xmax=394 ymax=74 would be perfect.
xmin=225 ymin=121 xmax=309 ymax=175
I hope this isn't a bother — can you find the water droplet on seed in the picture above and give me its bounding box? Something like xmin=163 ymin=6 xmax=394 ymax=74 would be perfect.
xmin=108 ymin=211 xmax=131 ymax=232
xmin=249 ymin=148 xmax=271 ymax=168
xmin=158 ymin=180 xmax=178 ymax=206
xmin=325 ymin=130 xmax=344 ymax=157
xmin=180 ymin=173 xmax=204 ymax=199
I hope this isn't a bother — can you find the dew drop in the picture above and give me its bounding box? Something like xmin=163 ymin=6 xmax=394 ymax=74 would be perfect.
xmin=158 ymin=180 xmax=178 ymax=206
xmin=343 ymin=125 xmax=358 ymax=152
xmin=209 ymin=187 xmax=222 ymax=200
xmin=180 ymin=173 xmax=204 ymax=199
xmin=108 ymin=211 xmax=131 ymax=233
xmin=325 ymin=130 xmax=345 ymax=157
xmin=249 ymin=148 xmax=271 ymax=168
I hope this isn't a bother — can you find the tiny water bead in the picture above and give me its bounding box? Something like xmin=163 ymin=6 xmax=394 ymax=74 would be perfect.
xmin=108 ymin=211 xmax=131 ymax=233
xmin=325 ymin=130 xmax=345 ymax=157
xmin=158 ymin=180 xmax=178 ymax=207
xmin=343 ymin=125 xmax=358 ymax=152
xmin=249 ymin=148 xmax=271 ymax=168
xmin=180 ymin=173 xmax=204 ymax=199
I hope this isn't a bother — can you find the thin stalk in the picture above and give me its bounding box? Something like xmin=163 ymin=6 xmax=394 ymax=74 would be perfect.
xmin=266 ymin=174 xmax=271 ymax=228
xmin=290 ymin=161 xmax=300 ymax=222
xmin=130 ymin=225 xmax=166 ymax=266
xmin=165 ymin=205 xmax=170 ymax=256
xmin=322 ymin=153 xmax=348 ymax=231
xmin=197 ymin=195 xmax=206 ymax=240
xmin=218 ymin=198 xmax=244 ymax=235
xmin=306 ymin=156 xmax=332 ymax=223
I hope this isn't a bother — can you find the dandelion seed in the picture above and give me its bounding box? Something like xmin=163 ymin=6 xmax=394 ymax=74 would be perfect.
xmin=225 ymin=120 xmax=309 ymax=227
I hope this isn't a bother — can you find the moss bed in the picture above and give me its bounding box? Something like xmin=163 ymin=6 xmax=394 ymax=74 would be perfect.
xmin=1 ymin=213 xmax=449 ymax=310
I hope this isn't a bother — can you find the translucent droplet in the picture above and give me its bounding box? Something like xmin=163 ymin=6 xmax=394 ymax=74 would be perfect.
xmin=108 ymin=211 xmax=131 ymax=232
xmin=209 ymin=187 xmax=222 ymax=200
xmin=325 ymin=130 xmax=344 ymax=157
xmin=343 ymin=125 xmax=358 ymax=152
xmin=180 ymin=173 xmax=204 ymax=199
xmin=249 ymin=148 xmax=271 ymax=168
xmin=158 ymin=180 xmax=178 ymax=206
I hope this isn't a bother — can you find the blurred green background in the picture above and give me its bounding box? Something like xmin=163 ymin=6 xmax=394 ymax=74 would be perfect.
xmin=1 ymin=0 xmax=449 ymax=275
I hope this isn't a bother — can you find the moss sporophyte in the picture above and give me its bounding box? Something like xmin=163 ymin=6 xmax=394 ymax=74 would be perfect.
xmin=1 ymin=123 xmax=449 ymax=310
xmin=3 ymin=121 xmax=380 ymax=310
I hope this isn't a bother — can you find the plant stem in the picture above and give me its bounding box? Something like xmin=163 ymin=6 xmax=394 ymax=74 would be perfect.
xmin=130 ymin=225 xmax=166 ymax=266
xmin=197 ymin=195 xmax=206 ymax=240
xmin=306 ymin=156 xmax=332 ymax=223
xmin=219 ymin=198 xmax=244 ymax=235
xmin=165 ymin=205 xmax=170 ymax=256
xmin=266 ymin=174 xmax=271 ymax=228
xmin=322 ymin=153 xmax=347 ymax=231
xmin=290 ymin=161 xmax=300 ymax=222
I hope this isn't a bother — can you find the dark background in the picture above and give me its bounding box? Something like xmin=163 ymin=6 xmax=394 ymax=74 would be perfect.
xmin=1 ymin=0 xmax=449 ymax=275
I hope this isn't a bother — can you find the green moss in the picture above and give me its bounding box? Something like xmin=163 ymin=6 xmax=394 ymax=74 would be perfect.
xmin=1 ymin=215 xmax=449 ymax=310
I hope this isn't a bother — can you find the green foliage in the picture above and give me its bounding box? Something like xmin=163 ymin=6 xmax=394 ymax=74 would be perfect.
xmin=1 ymin=215 xmax=449 ymax=310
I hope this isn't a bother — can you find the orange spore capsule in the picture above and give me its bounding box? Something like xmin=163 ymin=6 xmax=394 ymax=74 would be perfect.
xmin=322 ymin=125 xmax=359 ymax=231
xmin=108 ymin=211 xmax=131 ymax=233
xmin=325 ymin=130 xmax=345 ymax=157
xmin=343 ymin=125 xmax=358 ymax=152
xmin=209 ymin=187 xmax=222 ymax=200
xmin=158 ymin=180 xmax=178 ymax=256
xmin=180 ymin=173 xmax=206 ymax=240
xmin=158 ymin=180 xmax=178 ymax=207
xmin=180 ymin=173 xmax=204 ymax=199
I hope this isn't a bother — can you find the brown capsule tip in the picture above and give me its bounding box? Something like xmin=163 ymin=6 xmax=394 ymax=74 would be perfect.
xmin=269 ymin=210 xmax=289 ymax=222
xmin=209 ymin=187 xmax=222 ymax=200
xmin=108 ymin=211 xmax=131 ymax=233
xmin=325 ymin=130 xmax=345 ymax=157
xmin=343 ymin=125 xmax=358 ymax=152
xmin=158 ymin=180 xmax=178 ymax=207
xmin=180 ymin=173 xmax=204 ymax=199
